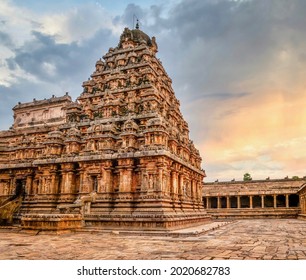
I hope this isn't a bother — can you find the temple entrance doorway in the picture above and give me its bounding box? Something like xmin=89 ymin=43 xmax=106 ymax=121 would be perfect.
xmin=14 ymin=179 xmax=25 ymax=198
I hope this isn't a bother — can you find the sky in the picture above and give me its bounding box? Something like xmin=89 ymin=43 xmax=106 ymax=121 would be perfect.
xmin=1 ymin=0 xmax=306 ymax=182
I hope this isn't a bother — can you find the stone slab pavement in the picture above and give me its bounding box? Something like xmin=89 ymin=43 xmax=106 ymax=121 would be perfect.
xmin=0 ymin=219 xmax=306 ymax=260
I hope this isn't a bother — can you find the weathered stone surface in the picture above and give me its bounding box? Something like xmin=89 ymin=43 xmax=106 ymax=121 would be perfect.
xmin=0 ymin=219 xmax=306 ymax=260
xmin=21 ymin=213 xmax=82 ymax=231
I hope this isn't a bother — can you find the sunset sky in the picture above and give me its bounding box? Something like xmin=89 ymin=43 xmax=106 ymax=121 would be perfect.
xmin=0 ymin=0 xmax=305 ymax=182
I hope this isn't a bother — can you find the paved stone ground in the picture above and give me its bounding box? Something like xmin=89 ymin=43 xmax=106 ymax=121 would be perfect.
xmin=0 ymin=219 xmax=306 ymax=260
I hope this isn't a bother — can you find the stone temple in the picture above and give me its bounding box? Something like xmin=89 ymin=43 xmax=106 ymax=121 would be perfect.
xmin=0 ymin=26 xmax=210 ymax=230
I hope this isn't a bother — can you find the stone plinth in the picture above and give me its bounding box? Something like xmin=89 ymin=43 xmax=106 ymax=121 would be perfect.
xmin=21 ymin=213 xmax=83 ymax=231
xmin=207 ymin=208 xmax=299 ymax=219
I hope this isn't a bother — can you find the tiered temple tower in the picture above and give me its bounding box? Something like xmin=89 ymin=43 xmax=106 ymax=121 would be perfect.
xmin=0 ymin=27 xmax=209 ymax=229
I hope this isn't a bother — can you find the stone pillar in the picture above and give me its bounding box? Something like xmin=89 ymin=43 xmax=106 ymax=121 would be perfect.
xmin=9 ymin=175 xmax=14 ymax=195
xmin=197 ymin=181 xmax=202 ymax=203
xmin=105 ymin=161 xmax=113 ymax=193
xmin=250 ymin=196 xmax=253 ymax=209
xmin=237 ymin=196 xmax=241 ymax=208
xmin=67 ymin=171 xmax=74 ymax=193
xmin=207 ymin=197 xmax=210 ymax=209
xmin=60 ymin=164 xmax=74 ymax=194
xmin=178 ymin=173 xmax=183 ymax=198
xmin=157 ymin=166 xmax=163 ymax=192
xmin=286 ymin=194 xmax=289 ymax=208
xmin=79 ymin=170 xmax=86 ymax=193
xmin=190 ymin=179 xmax=195 ymax=200
xmin=60 ymin=171 xmax=68 ymax=193
xmin=118 ymin=159 xmax=133 ymax=192
xmin=217 ymin=196 xmax=221 ymax=209
xmin=226 ymin=196 xmax=230 ymax=208
xmin=25 ymin=175 xmax=33 ymax=195
xmin=171 ymin=171 xmax=178 ymax=195
xmin=273 ymin=194 xmax=277 ymax=208
xmin=261 ymin=195 xmax=265 ymax=208
xmin=50 ymin=172 xmax=57 ymax=194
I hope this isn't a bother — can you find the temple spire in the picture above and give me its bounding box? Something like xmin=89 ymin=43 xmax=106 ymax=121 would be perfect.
xmin=135 ymin=19 xmax=139 ymax=29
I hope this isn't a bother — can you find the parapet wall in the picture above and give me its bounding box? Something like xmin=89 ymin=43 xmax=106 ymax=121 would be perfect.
xmin=12 ymin=94 xmax=72 ymax=129
xmin=203 ymin=178 xmax=306 ymax=196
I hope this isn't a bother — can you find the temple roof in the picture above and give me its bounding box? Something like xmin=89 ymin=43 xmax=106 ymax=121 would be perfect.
xmin=118 ymin=27 xmax=156 ymax=49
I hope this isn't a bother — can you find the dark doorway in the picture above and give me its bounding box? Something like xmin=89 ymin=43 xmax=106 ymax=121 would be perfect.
xmin=253 ymin=196 xmax=262 ymax=208
xmin=14 ymin=179 xmax=25 ymax=198
xmin=220 ymin=197 xmax=227 ymax=208
xmin=210 ymin=197 xmax=218 ymax=208
xmin=264 ymin=195 xmax=274 ymax=207
xmin=241 ymin=196 xmax=250 ymax=208
xmin=289 ymin=194 xmax=299 ymax=207
xmin=276 ymin=195 xmax=286 ymax=207
xmin=230 ymin=196 xmax=237 ymax=208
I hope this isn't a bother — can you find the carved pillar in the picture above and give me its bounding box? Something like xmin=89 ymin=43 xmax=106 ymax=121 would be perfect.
xmin=250 ymin=195 xmax=253 ymax=209
xmin=261 ymin=195 xmax=265 ymax=208
xmin=217 ymin=196 xmax=221 ymax=209
xmin=227 ymin=196 xmax=230 ymax=209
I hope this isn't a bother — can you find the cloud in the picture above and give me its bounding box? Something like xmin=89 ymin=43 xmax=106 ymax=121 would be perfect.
xmin=41 ymin=3 xmax=119 ymax=43
xmin=1 ymin=0 xmax=306 ymax=181
xmin=0 ymin=0 xmax=119 ymax=129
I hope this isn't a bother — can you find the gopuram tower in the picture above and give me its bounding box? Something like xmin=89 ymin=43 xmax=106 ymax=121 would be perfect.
xmin=0 ymin=26 xmax=210 ymax=230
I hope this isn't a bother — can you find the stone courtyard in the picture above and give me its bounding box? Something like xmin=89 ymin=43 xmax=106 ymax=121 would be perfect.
xmin=0 ymin=219 xmax=306 ymax=260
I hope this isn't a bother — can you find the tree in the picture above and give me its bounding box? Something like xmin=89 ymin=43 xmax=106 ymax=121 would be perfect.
xmin=243 ymin=173 xmax=252 ymax=181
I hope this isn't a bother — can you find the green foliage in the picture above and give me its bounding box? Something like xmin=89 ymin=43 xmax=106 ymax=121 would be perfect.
xmin=292 ymin=176 xmax=300 ymax=180
xmin=243 ymin=173 xmax=252 ymax=181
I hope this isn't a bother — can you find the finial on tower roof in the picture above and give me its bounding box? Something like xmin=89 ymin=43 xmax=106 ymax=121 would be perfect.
xmin=135 ymin=19 xmax=139 ymax=29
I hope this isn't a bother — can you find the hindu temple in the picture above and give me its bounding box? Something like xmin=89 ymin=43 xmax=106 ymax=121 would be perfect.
xmin=0 ymin=25 xmax=210 ymax=230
